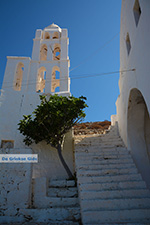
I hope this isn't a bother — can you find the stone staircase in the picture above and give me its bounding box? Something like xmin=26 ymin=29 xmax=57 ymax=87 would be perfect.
xmin=18 ymin=178 xmax=81 ymax=224
xmin=75 ymin=124 xmax=150 ymax=224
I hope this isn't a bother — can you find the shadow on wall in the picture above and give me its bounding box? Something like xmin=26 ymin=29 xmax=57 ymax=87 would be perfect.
xmin=127 ymin=88 xmax=150 ymax=189
xmin=31 ymin=130 xmax=74 ymax=180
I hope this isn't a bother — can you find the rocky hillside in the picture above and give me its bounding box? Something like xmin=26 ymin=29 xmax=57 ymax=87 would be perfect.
xmin=74 ymin=121 xmax=111 ymax=135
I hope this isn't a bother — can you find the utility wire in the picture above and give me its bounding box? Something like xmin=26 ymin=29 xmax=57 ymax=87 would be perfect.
xmin=70 ymin=69 xmax=135 ymax=79
xmin=69 ymin=32 xmax=120 ymax=73
xmin=1 ymin=69 xmax=135 ymax=89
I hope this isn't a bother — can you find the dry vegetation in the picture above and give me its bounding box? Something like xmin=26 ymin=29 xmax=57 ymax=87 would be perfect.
xmin=74 ymin=121 xmax=111 ymax=135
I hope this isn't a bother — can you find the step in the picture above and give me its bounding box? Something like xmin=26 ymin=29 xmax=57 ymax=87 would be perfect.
xmin=75 ymin=154 xmax=132 ymax=160
xmin=77 ymin=140 xmax=124 ymax=145
xmin=18 ymin=222 xmax=80 ymax=225
xmin=75 ymin=150 xmax=129 ymax=155
xmin=82 ymin=209 xmax=150 ymax=224
xmin=48 ymin=187 xmax=78 ymax=197
xmin=96 ymin=141 xmax=124 ymax=145
xmin=77 ymin=168 xmax=138 ymax=177
xmin=101 ymin=134 xmax=120 ymax=137
xmin=81 ymin=189 xmax=150 ymax=200
xmin=101 ymin=138 xmax=123 ymax=142
xmin=75 ymin=151 xmax=129 ymax=156
xmin=81 ymin=198 xmax=150 ymax=211
xmin=75 ymin=139 xmax=123 ymax=144
xmin=77 ymin=174 xmax=142 ymax=184
xmin=79 ymin=181 xmax=146 ymax=191
xmin=76 ymin=143 xmax=124 ymax=148
xmin=76 ymin=158 xmax=134 ymax=165
xmin=49 ymin=179 xmax=75 ymax=188
xmin=75 ymin=146 xmax=128 ymax=152
xmin=0 ymin=216 xmax=24 ymax=223
xmin=101 ymin=137 xmax=122 ymax=140
xmin=75 ymin=153 xmax=130 ymax=159
xmin=76 ymin=162 xmax=136 ymax=170
xmin=1 ymin=222 xmax=80 ymax=225
xmin=75 ymin=136 xmax=121 ymax=141
xmin=20 ymin=207 xmax=80 ymax=223
xmin=34 ymin=196 xmax=79 ymax=208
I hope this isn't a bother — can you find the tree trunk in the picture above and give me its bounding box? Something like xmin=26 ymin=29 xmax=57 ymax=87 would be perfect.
xmin=57 ymin=143 xmax=73 ymax=179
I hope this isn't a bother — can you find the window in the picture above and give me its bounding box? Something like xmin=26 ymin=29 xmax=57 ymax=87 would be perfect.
xmin=52 ymin=32 xmax=59 ymax=39
xmin=53 ymin=44 xmax=61 ymax=60
xmin=133 ymin=0 xmax=141 ymax=26
xmin=36 ymin=67 xmax=46 ymax=93
xmin=55 ymin=70 xmax=60 ymax=79
xmin=1 ymin=140 xmax=14 ymax=149
xmin=44 ymin=32 xmax=50 ymax=39
xmin=51 ymin=66 xmax=60 ymax=92
xmin=40 ymin=44 xmax=48 ymax=61
xmin=55 ymin=87 xmax=60 ymax=92
xmin=13 ymin=62 xmax=24 ymax=91
xmin=126 ymin=33 xmax=131 ymax=55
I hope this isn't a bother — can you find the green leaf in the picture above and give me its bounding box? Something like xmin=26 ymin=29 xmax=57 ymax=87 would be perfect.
xmin=18 ymin=94 xmax=88 ymax=148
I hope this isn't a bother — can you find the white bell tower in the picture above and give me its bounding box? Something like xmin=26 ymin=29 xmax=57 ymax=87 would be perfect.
xmin=0 ymin=23 xmax=70 ymax=148
xmin=30 ymin=23 xmax=70 ymax=94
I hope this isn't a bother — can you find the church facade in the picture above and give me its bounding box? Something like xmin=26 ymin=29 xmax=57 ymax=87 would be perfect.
xmin=0 ymin=24 xmax=75 ymax=211
xmin=0 ymin=23 xmax=70 ymax=149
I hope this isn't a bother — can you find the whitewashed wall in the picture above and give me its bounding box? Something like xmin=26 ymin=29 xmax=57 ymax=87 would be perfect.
xmin=0 ymin=24 xmax=73 ymax=178
xmin=116 ymin=0 xmax=150 ymax=188
xmin=0 ymin=148 xmax=32 ymax=219
xmin=116 ymin=0 xmax=150 ymax=145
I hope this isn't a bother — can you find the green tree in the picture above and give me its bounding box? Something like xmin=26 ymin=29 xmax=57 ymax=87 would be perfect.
xmin=18 ymin=94 xmax=88 ymax=179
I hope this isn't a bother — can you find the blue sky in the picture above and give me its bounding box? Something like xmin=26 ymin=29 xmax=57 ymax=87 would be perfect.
xmin=0 ymin=0 xmax=121 ymax=122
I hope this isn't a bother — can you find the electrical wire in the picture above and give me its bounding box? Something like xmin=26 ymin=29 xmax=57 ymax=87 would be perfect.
xmin=1 ymin=69 xmax=135 ymax=89
xmin=69 ymin=32 xmax=120 ymax=73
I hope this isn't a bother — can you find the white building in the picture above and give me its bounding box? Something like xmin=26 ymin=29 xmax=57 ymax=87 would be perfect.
xmin=0 ymin=23 xmax=70 ymax=148
xmin=116 ymin=0 xmax=150 ymax=188
xmin=0 ymin=23 xmax=74 ymax=179
xmin=0 ymin=24 xmax=78 ymax=223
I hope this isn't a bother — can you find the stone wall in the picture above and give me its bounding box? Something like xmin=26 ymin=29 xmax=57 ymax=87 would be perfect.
xmin=0 ymin=148 xmax=32 ymax=219
xmin=74 ymin=121 xmax=111 ymax=135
